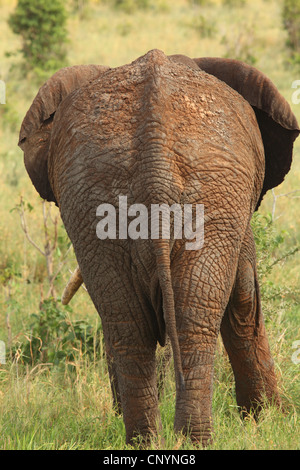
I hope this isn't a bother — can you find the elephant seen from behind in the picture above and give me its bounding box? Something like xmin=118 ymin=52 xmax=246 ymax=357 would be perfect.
xmin=19 ymin=50 xmax=299 ymax=446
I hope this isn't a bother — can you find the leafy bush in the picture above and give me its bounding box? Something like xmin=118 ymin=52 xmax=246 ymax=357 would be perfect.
xmin=282 ymin=0 xmax=300 ymax=66
xmin=191 ymin=15 xmax=217 ymax=38
xmin=113 ymin=0 xmax=151 ymax=13
xmin=252 ymin=212 xmax=299 ymax=279
xmin=8 ymin=0 xmax=68 ymax=75
xmin=251 ymin=212 xmax=299 ymax=317
xmin=251 ymin=213 xmax=286 ymax=280
xmin=222 ymin=24 xmax=257 ymax=64
xmin=0 ymin=81 xmax=20 ymax=133
xmin=12 ymin=299 xmax=102 ymax=368
xmin=188 ymin=0 xmax=213 ymax=5
xmin=222 ymin=0 xmax=246 ymax=6
xmin=0 ymin=102 xmax=19 ymax=133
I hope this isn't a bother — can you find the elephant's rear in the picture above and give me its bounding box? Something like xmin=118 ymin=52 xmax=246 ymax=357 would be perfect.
xmin=19 ymin=48 xmax=299 ymax=446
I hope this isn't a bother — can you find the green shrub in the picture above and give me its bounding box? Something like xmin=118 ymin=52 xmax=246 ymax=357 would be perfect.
xmin=192 ymin=15 xmax=217 ymax=38
xmin=188 ymin=0 xmax=213 ymax=5
xmin=113 ymin=0 xmax=151 ymax=13
xmin=8 ymin=0 xmax=68 ymax=75
xmin=252 ymin=213 xmax=299 ymax=278
xmin=0 ymin=102 xmax=19 ymax=133
xmin=251 ymin=212 xmax=299 ymax=323
xmin=222 ymin=0 xmax=246 ymax=6
xmin=222 ymin=25 xmax=257 ymax=64
xmin=251 ymin=213 xmax=286 ymax=280
xmin=282 ymin=0 xmax=300 ymax=66
xmin=11 ymin=299 xmax=102 ymax=368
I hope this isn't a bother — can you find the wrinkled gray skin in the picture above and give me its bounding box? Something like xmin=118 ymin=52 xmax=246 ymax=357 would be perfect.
xmin=19 ymin=50 xmax=299 ymax=446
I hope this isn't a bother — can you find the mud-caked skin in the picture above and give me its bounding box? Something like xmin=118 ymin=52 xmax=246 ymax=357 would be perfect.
xmin=19 ymin=50 xmax=299 ymax=446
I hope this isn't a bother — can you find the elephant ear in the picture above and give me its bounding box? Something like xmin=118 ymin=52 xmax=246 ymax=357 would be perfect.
xmin=19 ymin=64 xmax=109 ymax=204
xmin=193 ymin=57 xmax=300 ymax=208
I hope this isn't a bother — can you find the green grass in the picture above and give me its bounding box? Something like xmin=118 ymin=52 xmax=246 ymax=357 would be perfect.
xmin=0 ymin=340 xmax=299 ymax=450
xmin=0 ymin=0 xmax=300 ymax=450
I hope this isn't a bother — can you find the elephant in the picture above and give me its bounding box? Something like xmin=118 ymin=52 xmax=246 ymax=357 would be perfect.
xmin=19 ymin=49 xmax=299 ymax=446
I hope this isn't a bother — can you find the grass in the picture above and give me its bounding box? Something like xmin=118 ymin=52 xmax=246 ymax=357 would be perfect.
xmin=0 ymin=339 xmax=299 ymax=450
xmin=0 ymin=0 xmax=300 ymax=450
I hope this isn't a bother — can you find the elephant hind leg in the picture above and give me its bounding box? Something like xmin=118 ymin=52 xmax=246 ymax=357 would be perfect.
xmin=106 ymin=344 xmax=122 ymax=416
xmin=104 ymin=318 xmax=160 ymax=446
xmin=220 ymin=225 xmax=281 ymax=417
xmin=100 ymin=297 xmax=160 ymax=446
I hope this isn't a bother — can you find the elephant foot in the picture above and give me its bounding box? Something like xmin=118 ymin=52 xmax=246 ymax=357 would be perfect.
xmin=174 ymin=386 xmax=214 ymax=448
xmin=189 ymin=426 xmax=213 ymax=448
xmin=236 ymin=385 xmax=282 ymax=421
xmin=126 ymin=429 xmax=157 ymax=449
xmin=174 ymin=417 xmax=213 ymax=448
xmin=191 ymin=431 xmax=213 ymax=448
xmin=230 ymin=337 xmax=282 ymax=420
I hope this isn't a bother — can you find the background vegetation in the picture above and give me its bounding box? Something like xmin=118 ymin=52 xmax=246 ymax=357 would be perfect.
xmin=0 ymin=0 xmax=299 ymax=450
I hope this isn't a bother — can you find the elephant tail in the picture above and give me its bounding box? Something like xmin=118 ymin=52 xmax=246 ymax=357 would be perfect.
xmin=61 ymin=266 xmax=83 ymax=305
xmin=153 ymin=239 xmax=185 ymax=392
